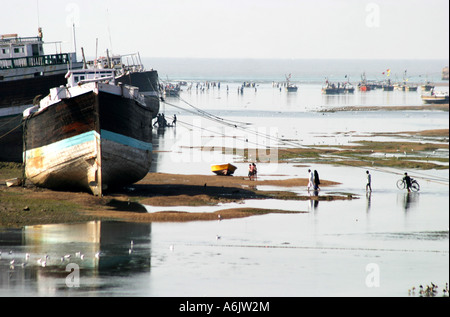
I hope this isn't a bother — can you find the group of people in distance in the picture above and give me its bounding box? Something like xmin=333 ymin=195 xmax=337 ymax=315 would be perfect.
xmin=248 ymin=163 xmax=257 ymax=180
xmin=248 ymin=164 xmax=414 ymax=193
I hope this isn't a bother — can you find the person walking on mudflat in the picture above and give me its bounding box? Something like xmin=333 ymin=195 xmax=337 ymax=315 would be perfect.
xmin=403 ymin=172 xmax=412 ymax=192
xmin=307 ymin=169 xmax=314 ymax=192
xmin=314 ymin=170 xmax=320 ymax=190
xmin=366 ymin=170 xmax=372 ymax=192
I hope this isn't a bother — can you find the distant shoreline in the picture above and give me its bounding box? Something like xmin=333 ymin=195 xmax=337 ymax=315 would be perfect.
xmin=143 ymin=57 xmax=450 ymax=83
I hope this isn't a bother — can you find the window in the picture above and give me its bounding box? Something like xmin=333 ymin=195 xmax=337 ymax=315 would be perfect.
xmin=14 ymin=48 xmax=20 ymax=54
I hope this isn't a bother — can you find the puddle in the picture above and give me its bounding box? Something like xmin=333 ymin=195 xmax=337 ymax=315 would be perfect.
xmin=144 ymin=198 xmax=309 ymax=214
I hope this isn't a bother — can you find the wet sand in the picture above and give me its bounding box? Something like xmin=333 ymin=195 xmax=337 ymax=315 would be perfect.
xmin=1 ymin=127 xmax=447 ymax=227
xmin=0 ymin=170 xmax=346 ymax=227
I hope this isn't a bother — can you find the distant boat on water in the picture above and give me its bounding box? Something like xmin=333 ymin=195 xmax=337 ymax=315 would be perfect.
xmin=286 ymin=84 xmax=298 ymax=92
xmin=382 ymin=79 xmax=394 ymax=91
xmin=285 ymin=74 xmax=298 ymax=92
xmin=395 ymin=70 xmax=418 ymax=92
xmin=163 ymin=83 xmax=181 ymax=96
xmin=404 ymin=85 xmax=418 ymax=91
xmin=421 ymin=81 xmax=435 ymax=92
xmin=322 ymin=78 xmax=354 ymax=94
xmin=0 ymin=28 xmax=83 ymax=162
xmin=421 ymin=91 xmax=449 ymax=104
xmin=22 ymin=68 xmax=153 ymax=196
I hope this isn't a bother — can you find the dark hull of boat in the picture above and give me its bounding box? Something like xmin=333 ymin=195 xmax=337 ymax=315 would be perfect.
xmin=23 ymin=90 xmax=153 ymax=195
xmin=0 ymin=114 xmax=23 ymax=162
xmin=322 ymin=88 xmax=354 ymax=94
xmin=0 ymin=73 xmax=74 ymax=162
xmin=116 ymin=70 xmax=160 ymax=118
xmin=421 ymin=96 xmax=449 ymax=104
xmin=0 ymin=72 xmax=69 ymax=109
xmin=0 ymin=69 xmax=160 ymax=162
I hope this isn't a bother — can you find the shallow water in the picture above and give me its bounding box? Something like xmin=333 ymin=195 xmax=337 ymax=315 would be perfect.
xmin=1 ymin=81 xmax=448 ymax=297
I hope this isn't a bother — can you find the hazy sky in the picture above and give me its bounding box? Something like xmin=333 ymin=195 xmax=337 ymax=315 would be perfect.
xmin=2 ymin=0 xmax=449 ymax=60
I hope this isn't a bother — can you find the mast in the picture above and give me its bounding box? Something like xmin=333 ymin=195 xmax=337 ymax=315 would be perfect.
xmin=72 ymin=23 xmax=77 ymax=58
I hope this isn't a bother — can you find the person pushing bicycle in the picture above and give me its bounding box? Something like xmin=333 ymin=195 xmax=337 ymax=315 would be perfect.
xmin=403 ymin=172 xmax=412 ymax=192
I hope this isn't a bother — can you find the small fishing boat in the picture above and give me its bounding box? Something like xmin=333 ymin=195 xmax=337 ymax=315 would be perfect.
xmin=322 ymin=83 xmax=340 ymax=94
xmin=421 ymin=82 xmax=435 ymax=91
xmin=22 ymin=68 xmax=153 ymax=196
xmin=343 ymin=83 xmax=355 ymax=93
xmin=211 ymin=163 xmax=237 ymax=176
xmin=404 ymin=85 xmax=418 ymax=91
xmin=421 ymin=92 xmax=449 ymax=104
xmin=285 ymin=74 xmax=298 ymax=92
xmin=286 ymin=84 xmax=298 ymax=92
xmin=358 ymin=73 xmax=371 ymax=91
xmin=163 ymin=83 xmax=181 ymax=96
xmin=382 ymin=77 xmax=394 ymax=91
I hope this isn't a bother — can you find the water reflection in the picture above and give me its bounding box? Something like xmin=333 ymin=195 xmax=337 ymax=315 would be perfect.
xmin=0 ymin=221 xmax=151 ymax=295
xmin=308 ymin=189 xmax=320 ymax=211
xmin=366 ymin=191 xmax=372 ymax=213
xmin=398 ymin=192 xmax=420 ymax=212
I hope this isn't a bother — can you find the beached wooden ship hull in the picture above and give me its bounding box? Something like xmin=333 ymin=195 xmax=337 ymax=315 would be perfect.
xmin=23 ymin=87 xmax=152 ymax=195
xmin=211 ymin=163 xmax=237 ymax=176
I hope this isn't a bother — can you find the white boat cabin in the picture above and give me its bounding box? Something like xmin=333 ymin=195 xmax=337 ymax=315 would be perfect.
xmin=66 ymin=69 xmax=116 ymax=87
xmin=0 ymin=29 xmax=44 ymax=60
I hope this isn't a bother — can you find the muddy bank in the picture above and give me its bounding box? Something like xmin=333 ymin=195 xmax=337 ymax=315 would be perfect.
xmin=233 ymin=129 xmax=449 ymax=170
xmin=0 ymin=170 xmax=346 ymax=228
xmin=2 ymin=127 xmax=446 ymax=228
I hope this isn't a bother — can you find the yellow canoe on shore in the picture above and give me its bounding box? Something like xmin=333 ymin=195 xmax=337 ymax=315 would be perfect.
xmin=211 ymin=163 xmax=237 ymax=176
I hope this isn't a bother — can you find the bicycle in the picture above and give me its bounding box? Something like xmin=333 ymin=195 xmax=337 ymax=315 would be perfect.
xmin=396 ymin=177 xmax=420 ymax=192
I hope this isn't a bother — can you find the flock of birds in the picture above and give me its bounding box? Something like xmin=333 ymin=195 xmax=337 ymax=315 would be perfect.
xmin=0 ymin=248 xmax=102 ymax=270
xmin=0 ymin=240 xmax=137 ymax=270
xmin=408 ymin=282 xmax=449 ymax=297
xmin=2 ymin=231 xmax=227 ymax=271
